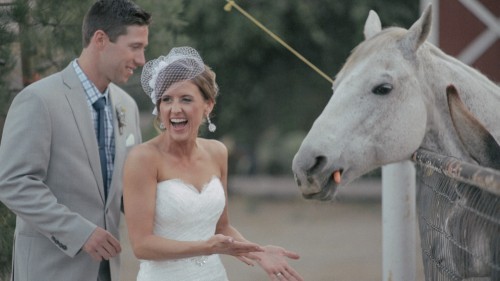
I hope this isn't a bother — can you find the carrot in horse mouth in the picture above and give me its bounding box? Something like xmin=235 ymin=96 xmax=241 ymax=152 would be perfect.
xmin=333 ymin=170 xmax=341 ymax=184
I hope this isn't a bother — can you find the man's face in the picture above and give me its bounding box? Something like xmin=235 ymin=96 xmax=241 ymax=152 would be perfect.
xmin=100 ymin=25 xmax=149 ymax=85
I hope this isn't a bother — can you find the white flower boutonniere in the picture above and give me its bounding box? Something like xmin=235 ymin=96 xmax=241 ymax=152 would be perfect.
xmin=115 ymin=104 xmax=127 ymax=135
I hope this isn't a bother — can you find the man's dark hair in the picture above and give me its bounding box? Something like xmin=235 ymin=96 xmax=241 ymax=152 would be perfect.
xmin=82 ymin=0 xmax=152 ymax=47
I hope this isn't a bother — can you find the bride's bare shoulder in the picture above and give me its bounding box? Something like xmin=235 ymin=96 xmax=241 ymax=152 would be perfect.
xmin=198 ymin=138 xmax=227 ymax=158
xmin=127 ymin=138 xmax=163 ymax=163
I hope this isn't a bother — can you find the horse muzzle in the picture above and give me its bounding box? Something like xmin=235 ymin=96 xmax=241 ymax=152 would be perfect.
xmin=292 ymin=144 xmax=346 ymax=200
xmin=293 ymin=172 xmax=338 ymax=201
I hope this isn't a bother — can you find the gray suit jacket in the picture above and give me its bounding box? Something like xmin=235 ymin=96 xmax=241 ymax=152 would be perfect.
xmin=0 ymin=64 xmax=142 ymax=281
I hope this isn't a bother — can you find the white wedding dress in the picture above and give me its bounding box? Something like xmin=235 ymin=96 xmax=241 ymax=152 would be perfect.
xmin=136 ymin=176 xmax=229 ymax=281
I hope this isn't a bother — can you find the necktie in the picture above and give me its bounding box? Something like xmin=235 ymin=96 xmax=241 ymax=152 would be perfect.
xmin=92 ymin=97 xmax=108 ymax=199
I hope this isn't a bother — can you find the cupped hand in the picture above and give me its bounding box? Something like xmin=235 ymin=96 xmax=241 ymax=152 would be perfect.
xmin=83 ymin=227 xmax=121 ymax=261
xmin=249 ymin=245 xmax=304 ymax=281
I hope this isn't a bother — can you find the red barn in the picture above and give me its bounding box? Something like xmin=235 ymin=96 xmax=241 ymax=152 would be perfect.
xmin=424 ymin=0 xmax=500 ymax=82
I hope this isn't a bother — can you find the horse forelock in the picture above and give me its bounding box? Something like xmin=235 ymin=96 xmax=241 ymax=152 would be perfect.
xmin=338 ymin=27 xmax=407 ymax=78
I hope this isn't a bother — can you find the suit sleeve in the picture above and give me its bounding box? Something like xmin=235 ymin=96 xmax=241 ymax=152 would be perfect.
xmin=0 ymin=89 xmax=96 ymax=257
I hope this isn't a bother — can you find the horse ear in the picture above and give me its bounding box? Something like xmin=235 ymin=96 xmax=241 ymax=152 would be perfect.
xmin=447 ymin=85 xmax=500 ymax=169
xmin=401 ymin=4 xmax=432 ymax=56
xmin=364 ymin=10 xmax=382 ymax=40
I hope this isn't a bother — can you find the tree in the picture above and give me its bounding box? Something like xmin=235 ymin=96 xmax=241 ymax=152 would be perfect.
xmin=0 ymin=3 xmax=16 ymax=278
xmin=0 ymin=1 xmax=15 ymax=140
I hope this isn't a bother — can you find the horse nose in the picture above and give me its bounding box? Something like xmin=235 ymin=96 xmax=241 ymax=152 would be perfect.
xmin=292 ymin=153 xmax=328 ymax=194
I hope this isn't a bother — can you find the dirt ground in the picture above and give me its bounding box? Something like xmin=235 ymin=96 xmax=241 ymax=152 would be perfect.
xmin=119 ymin=177 xmax=425 ymax=281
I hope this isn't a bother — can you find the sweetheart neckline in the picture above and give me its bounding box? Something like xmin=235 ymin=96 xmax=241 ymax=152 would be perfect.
xmin=157 ymin=176 xmax=220 ymax=194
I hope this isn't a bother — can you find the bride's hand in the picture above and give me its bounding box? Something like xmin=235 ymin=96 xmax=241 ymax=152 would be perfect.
xmin=247 ymin=245 xmax=304 ymax=281
xmin=207 ymin=234 xmax=263 ymax=257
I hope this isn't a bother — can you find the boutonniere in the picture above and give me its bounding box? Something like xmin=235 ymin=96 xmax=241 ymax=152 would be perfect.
xmin=115 ymin=104 xmax=127 ymax=135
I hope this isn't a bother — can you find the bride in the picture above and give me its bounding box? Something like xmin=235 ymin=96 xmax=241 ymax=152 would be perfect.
xmin=123 ymin=46 xmax=304 ymax=281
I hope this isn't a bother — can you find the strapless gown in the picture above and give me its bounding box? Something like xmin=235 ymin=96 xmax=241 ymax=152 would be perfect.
xmin=136 ymin=176 xmax=229 ymax=281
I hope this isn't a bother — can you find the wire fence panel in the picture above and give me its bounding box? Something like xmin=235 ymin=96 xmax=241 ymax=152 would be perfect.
xmin=413 ymin=149 xmax=500 ymax=281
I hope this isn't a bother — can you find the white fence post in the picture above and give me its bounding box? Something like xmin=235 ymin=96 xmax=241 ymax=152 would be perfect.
xmin=382 ymin=161 xmax=417 ymax=281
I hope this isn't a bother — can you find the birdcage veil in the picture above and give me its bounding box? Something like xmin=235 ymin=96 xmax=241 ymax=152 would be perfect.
xmin=141 ymin=46 xmax=205 ymax=114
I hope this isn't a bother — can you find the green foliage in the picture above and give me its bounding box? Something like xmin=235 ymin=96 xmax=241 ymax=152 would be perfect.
xmin=11 ymin=0 xmax=93 ymax=78
xmin=0 ymin=3 xmax=15 ymax=142
xmin=0 ymin=203 xmax=15 ymax=280
xmin=121 ymin=0 xmax=190 ymax=112
xmin=141 ymin=0 xmax=190 ymax=58
xmin=0 ymin=6 xmax=16 ymax=277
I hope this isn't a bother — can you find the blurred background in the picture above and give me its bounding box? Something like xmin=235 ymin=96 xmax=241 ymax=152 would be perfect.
xmin=0 ymin=0 xmax=497 ymax=280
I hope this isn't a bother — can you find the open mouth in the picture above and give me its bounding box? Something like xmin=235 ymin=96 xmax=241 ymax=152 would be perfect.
xmin=302 ymin=169 xmax=343 ymax=201
xmin=170 ymin=118 xmax=188 ymax=129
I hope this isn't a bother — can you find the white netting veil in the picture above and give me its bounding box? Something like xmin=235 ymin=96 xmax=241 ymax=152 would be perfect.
xmin=141 ymin=46 xmax=205 ymax=114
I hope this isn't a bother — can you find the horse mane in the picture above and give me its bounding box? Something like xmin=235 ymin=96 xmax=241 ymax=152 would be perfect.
xmin=425 ymin=45 xmax=500 ymax=89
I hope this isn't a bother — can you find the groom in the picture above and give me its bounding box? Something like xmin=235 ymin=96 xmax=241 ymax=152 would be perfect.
xmin=0 ymin=1 xmax=150 ymax=280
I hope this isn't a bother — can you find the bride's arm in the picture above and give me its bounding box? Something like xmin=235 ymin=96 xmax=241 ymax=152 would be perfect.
xmin=123 ymin=143 xmax=261 ymax=261
xmin=211 ymin=141 xmax=259 ymax=260
xmin=213 ymin=141 xmax=304 ymax=281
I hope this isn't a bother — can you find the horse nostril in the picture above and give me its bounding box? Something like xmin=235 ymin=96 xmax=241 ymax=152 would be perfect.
xmin=304 ymin=156 xmax=327 ymax=184
xmin=308 ymin=156 xmax=327 ymax=176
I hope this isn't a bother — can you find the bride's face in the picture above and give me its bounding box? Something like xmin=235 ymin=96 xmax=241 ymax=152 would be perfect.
xmin=158 ymin=80 xmax=213 ymax=141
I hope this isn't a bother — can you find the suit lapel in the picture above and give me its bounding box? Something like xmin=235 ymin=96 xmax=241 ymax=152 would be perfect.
xmin=61 ymin=64 xmax=106 ymax=203
xmin=108 ymin=85 xmax=125 ymax=205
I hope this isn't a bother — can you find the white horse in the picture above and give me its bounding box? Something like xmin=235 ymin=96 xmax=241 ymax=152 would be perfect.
xmin=292 ymin=5 xmax=500 ymax=201
xmin=291 ymin=5 xmax=500 ymax=279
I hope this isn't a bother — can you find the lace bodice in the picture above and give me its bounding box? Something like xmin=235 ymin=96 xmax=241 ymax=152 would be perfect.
xmin=136 ymin=176 xmax=229 ymax=281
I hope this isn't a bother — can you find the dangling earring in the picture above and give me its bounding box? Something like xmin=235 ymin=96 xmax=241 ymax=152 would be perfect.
xmin=159 ymin=122 xmax=166 ymax=130
xmin=206 ymin=114 xmax=216 ymax=132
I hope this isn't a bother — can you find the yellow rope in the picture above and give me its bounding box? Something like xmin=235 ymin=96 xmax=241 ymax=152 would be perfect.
xmin=224 ymin=0 xmax=334 ymax=84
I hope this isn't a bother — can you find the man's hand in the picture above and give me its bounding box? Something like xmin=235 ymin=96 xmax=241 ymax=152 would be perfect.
xmin=83 ymin=227 xmax=121 ymax=261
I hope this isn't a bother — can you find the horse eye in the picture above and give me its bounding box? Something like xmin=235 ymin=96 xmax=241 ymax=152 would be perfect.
xmin=372 ymin=83 xmax=393 ymax=95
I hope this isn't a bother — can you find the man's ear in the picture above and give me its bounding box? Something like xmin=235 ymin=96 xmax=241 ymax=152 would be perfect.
xmin=92 ymin=30 xmax=108 ymax=49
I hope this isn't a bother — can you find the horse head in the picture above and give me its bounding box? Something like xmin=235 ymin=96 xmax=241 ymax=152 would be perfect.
xmin=292 ymin=5 xmax=433 ymax=200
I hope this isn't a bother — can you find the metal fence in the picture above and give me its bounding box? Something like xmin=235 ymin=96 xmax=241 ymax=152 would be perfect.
xmin=412 ymin=149 xmax=500 ymax=280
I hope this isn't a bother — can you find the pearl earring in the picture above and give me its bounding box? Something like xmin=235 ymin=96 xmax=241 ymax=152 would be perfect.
xmin=159 ymin=122 xmax=165 ymax=130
